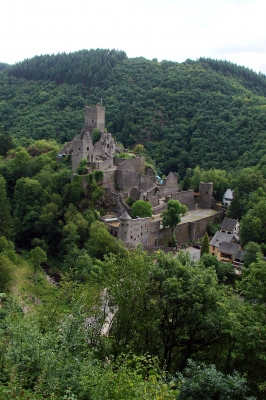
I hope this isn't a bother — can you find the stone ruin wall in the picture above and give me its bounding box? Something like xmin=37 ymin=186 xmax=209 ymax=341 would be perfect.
xmin=116 ymin=157 xmax=146 ymax=175
xmin=118 ymin=217 xmax=160 ymax=248
xmin=116 ymin=170 xmax=155 ymax=194
xmin=152 ymin=203 xmax=167 ymax=215
xmin=172 ymin=190 xmax=196 ymax=210
xmin=103 ymin=170 xmax=116 ymax=191
xmin=158 ymin=172 xmax=181 ymax=198
xmin=158 ymin=213 xmax=221 ymax=246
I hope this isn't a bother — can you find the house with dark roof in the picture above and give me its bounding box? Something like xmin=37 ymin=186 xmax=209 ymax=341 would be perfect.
xmin=220 ymin=217 xmax=239 ymax=234
xmin=209 ymin=221 xmax=243 ymax=272
xmin=210 ymin=231 xmax=239 ymax=258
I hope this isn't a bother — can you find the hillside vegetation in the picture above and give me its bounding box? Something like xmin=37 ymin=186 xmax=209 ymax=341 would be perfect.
xmin=1 ymin=49 xmax=266 ymax=177
xmin=1 ymin=49 xmax=266 ymax=399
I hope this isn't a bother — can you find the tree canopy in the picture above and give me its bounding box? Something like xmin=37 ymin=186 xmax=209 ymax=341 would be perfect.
xmin=131 ymin=200 xmax=152 ymax=218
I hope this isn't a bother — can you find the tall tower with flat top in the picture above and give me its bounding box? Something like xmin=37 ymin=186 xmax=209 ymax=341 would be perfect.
xmin=84 ymin=104 xmax=105 ymax=132
xmin=199 ymin=182 xmax=213 ymax=209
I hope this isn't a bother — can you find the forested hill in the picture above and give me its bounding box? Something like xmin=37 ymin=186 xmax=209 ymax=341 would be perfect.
xmin=1 ymin=49 xmax=266 ymax=177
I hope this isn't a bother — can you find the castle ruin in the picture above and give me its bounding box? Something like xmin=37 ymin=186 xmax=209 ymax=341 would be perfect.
xmin=58 ymin=105 xmax=217 ymax=249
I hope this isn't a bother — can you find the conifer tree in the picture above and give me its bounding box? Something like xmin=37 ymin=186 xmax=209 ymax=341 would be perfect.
xmin=200 ymin=233 xmax=210 ymax=257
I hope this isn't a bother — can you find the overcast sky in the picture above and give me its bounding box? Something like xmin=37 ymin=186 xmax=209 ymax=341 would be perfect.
xmin=1 ymin=0 xmax=266 ymax=73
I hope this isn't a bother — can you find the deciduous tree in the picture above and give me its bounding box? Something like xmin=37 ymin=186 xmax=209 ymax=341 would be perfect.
xmin=131 ymin=200 xmax=152 ymax=218
xmin=162 ymin=199 xmax=187 ymax=246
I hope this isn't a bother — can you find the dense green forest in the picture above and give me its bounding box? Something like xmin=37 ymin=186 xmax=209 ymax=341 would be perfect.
xmin=1 ymin=49 xmax=266 ymax=177
xmin=1 ymin=49 xmax=266 ymax=398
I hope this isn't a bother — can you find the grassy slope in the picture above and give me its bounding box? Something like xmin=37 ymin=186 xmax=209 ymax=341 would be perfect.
xmin=10 ymin=257 xmax=61 ymax=311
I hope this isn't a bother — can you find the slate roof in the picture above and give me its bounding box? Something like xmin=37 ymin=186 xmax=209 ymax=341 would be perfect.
xmin=219 ymin=241 xmax=240 ymax=255
xmin=221 ymin=217 xmax=238 ymax=232
xmin=234 ymin=249 xmax=244 ymax=261
xmin=210 ymin=231 xmax=234 ymax=248
xmin=118 ymin=210 xmax=132 ymax=220
xmin=223 ymin=189 xmax=234 ymax=200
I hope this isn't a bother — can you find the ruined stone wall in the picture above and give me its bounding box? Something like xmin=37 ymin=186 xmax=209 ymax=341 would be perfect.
xmin=172 ymin=190 xmax=196 ymax=210
xmin=116 ymin=170 xmax=139 ymax=193
xmin=157 ymin=172 xmax=181 ymax=198
xmin=116 ymin=157 xmax=145 ymax=174
xmin=118 ymin=217 xmax=160 ymax=248
xmin=140 ymin=174 xmax=157 ymax=192
xmin=113 ymin=157 xmax=125 ymax=167
xmin=57 ymin=140 xmax=74 ymax=156
xmin=72 ymin=138 xmax=85 ymax=171
xmin=88 ymin=160 xmax=111 ymax=171
xmin=158 ymin=213 xmax=221 ymax=245
xmin=147 ymin=195 xmax=159 ymax=207
xmin=103 ymin=170 xmax=116 ymax=191
xmin=152 ymin=203 xmax=167 ymax=215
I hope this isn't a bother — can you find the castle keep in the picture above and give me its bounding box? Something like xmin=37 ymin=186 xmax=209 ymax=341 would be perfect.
xmin=58 ymin=105 xmax=217 ymax=249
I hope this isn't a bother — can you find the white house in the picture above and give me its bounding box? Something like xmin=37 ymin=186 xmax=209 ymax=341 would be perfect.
xmin=223 ymin=189 xmax=234 ymax=206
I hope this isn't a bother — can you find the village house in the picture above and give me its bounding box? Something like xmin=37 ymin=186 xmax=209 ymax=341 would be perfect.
xmin=220 ymin=217 xmax=239 ymax=234
xmin=210 ymin=217 xmax=243 ymax=272
xmin=223 ymin=189 xmax=234 ymax=207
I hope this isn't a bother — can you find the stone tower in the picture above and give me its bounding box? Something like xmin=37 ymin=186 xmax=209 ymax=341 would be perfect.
xmin=199 ymin=182 xmax=213 ymax=209
xmin=84 ymin=104 xmax=105 ymax=132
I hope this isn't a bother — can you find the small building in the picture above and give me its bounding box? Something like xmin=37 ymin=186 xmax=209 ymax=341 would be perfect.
xmin=209 ymin=231 xmax=239 ymax=258
xmin=218 ymin=241 xmax=242 ymax=263
xmin=220 ymin=217 xmax=239 ymax=234
xmin=223 ymin=189 xmax=234 ymax=206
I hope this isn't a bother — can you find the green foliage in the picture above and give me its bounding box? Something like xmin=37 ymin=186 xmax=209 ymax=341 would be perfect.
xmin=29 ymin=246 xmax=47 ymax=273
xmin=75 ymin=158 xmax=88 ymax=175
xmin=1 ymin=54 xmax=266 ymax=177
xmin=0 ymin=255 xmax=13 ymax=292
xmin=240 ymin=199 xmax=266 ymax=247
xmin=176 ymin=360 xmax=252 ymax=400
xmin=131 ymin=200 xmax=152 ymax=218
xmin=239 ymin=257 xmax=266 ymax=304
xmin=243 ymin=241 xmax=263 ymax=268
xmin=207 ymin=222 xmax=221 ymax=236
xmin=200 ymin=254 xmax=237 ymax=285
xmin=229 ymin=168 xmax=266 ymax=220
xmin=0 ymin=131 xmax=14 ymax=156
xmin=114 ymin=152 xmax=134 ymax=159
xmin=126 ymin=196 xmax=135 ymax=206
xmin=92 ymin=128 xmax=101 ymax=144
xmin=133 ymin=143 xmax=146 ymax=155
xmin=87 ymin=221 xmax=126 ymax=260
xmin=162 ymin=199 xmax=187 ymax=245
xmin=200 ymin=233 xmax=210 ymax=257
xmin=1 ymin=53 xmax=266 ymax=398
xmin=0 ymin=176 xmax=12 ymax=239
xmin=7 ymin=48 xmax=127 ymax=86
xmin=183 ymin=166 xmax=232 ymax=200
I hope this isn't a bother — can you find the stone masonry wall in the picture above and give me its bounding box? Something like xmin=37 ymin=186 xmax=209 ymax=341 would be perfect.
xmin=103 ymin=170 xmax=116 ymax=191
xmin=172 ymin=190 xmax=196 ymax=210
xmin=152 ymin=203 xmax=167 ymax=215
xmin=118 ymin=217 xmax=160 ymax=248
xmin=116 ymin=157 xmax=145 ymax=174
xmin=84 ymin=105 xmax=105 ymax=132
xmin=158 ymin=213 xmax=221 ymax=245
